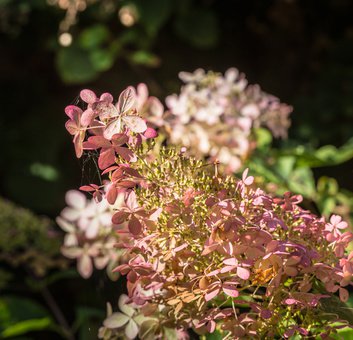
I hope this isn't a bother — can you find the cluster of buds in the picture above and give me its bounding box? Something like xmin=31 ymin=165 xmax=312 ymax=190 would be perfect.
xmin=62 ymin=86 xmax=352 ymax=339
xmin=162 ymin=68 xmax=292 ymax=172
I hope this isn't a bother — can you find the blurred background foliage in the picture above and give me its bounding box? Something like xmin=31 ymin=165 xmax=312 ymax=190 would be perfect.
xmin=1 ymin=0 xmax=353 ymax=338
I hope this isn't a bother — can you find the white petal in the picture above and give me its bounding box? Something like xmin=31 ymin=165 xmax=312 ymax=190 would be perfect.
xmin=125 ymin=319 xmax=139 ymax=339
xmin=103 ymin=312 xmax=130 ymax=329
xmin=118 ymin=295 xmax=136 ymax=317
xmin=64 ymin=234 xmax=78 ymax=247
xmin=65 ymin=190 xmax=87 ymax=209
xmin=56 ymin=216 xmax=76 ymax=233
xmin=104 ymin=118 xmax=122 ymax=139
xmin=61 ymin=207 xmax=82 ymax=221
xmin=94 ymin=255 xmax=110 ymax=269
xmin=85 ymin=219 xmax=100 ymax=239
xmin=78 ymin=253 xmax=93 ymax=278
xmin=61 ymin=246 xmax=83 ymax=259
xmin=133 ymin=314 xmax=151 ymax=326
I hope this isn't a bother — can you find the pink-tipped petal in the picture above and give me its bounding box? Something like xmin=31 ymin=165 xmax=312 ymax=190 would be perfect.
xmin=80 ymin=89 xmax=97 ymax=104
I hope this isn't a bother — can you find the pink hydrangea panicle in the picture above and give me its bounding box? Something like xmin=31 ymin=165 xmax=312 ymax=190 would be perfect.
xmin=63 ymin=85 xmax=353 ymax=339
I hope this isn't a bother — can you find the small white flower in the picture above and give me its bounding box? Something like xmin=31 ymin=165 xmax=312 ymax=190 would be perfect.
xmin=103 ymin=295 xmax=150 ymax=339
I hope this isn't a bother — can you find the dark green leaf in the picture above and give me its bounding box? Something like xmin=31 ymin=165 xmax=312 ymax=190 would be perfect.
xmin=130 ymin=50 xmax=160 ymax=67
xmin=56 ymin=46 xmax=98 ymax=84
xmin=78 ymin=25 xmax=110 ymax=50
xmin=89 ymin=48 xmax=115 ymax=72
xmin=205 ymin=329 xmax=223 ymax=340
xmin=2 ymin=317 xmax=52 ymax=338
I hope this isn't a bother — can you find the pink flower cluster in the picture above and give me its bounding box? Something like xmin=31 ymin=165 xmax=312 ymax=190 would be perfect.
xmin=162 ymin=68 xmax=292 ymax=172
xmin=57 ymin=189 xmax=127 ymax=279
xmin=63 ymin=87 xmax=352 ymax=338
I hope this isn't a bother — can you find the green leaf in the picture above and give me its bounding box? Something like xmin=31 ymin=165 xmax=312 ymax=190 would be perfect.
xmin=279 ymin=137 xmax=353 ymax=168
xmin=254 ymin=128 xmax=272 ymax=150
xmin=321 ymin=295 xmax=353 ymax=326
xmin=56 ymin=46 xmax=98 ymax=84
xmin=0 ymin=296 xmax=49 ymax=324
xmin=2 ymin=317 xmax=52 ymax=338
xmin=89 ymin=48 xmax=115 ymax=72
xmin=130 ymin=50 xmax=160 ymax=67
xmin=333 ymin=327 xmax=353 ymax=339
xmin=78 ymin=24 xmax=110 ymax=50
xmin=288 ymin=167 xmax=316 ymax=199
xmin=0 ymin=296 xmax=52 ymax=338
xmin=29 ymin=162 xmax=59 ymax=182
xmin=163 ymin=327 xmax=178 ymax=340
xmin=277 ymin=156 xmax=296 ymax=179
xmin=205 ymin=329 xmax=223 ymax=340
xmin=174 ymin=8 xmax=219 ymax=48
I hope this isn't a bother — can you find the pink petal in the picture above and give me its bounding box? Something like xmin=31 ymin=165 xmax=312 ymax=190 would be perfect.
xmin=73 ymin=131 xmax=85 ymax=158
xmin=223 ymin=258 xmax=238 ymax=266
xmin=222 ymin=285 xmax=239 ymax=298
xmin=112 ymin=211 xmax=129 ymax=224
xmin=82 ymin=141 xmax=98 ymax=150
xmin=237 ymin=267 xmax=250 ymax=280
xmin=100 ymin=92 xmax=114 ymax=103
xmin=79 ymin=185 xmax=98 ymax=192
xmin=122 ymin=116 xmax=147 ymax=133
xmin=98 ymin=148 xmax=116 ymax=170
xmin=115 ymin=146 xmax=137 ymax=162
xmin=65 ymin=120 xmax=78 ymax=135
xmin=106 ymin=184 xmax=118 ymax=204
xmin=88 ymin=136 xmax=111 ymax=148
xmin=111 ymin=133 xmax=129 ymax=145
xmin=205 ymin=287 xmax=221 ymax=301
xmin=80 ymin=89 xmax=97 ymax=104
xmin=143 ymin=127 xmax=158 ymax=139
xmin=117 ymin=86 xmax=136 ymax=114
xmin=339 ymin=287 xmax=349 ymax=302
xmin=65 ymin=105 xmax=82 ymax=120
xmin=284 ymin=298 xmax=297 ymax=305
xmin=81 ymin=108 xmax=96 ymax=127
xmin=129 ymin=216 xmax=143 ymax=235
xmin=126 ymin=191 xmax=139 ymax=210
xmin=206 ymin=320 xmax=216 ymax=333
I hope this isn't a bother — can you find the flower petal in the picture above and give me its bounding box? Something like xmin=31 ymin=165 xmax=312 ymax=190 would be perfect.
xmin=103 ymin=312 xmax=130 ymax=329
xmin=80 ymin=89 xmax=97 ymax=104
xmin=78 ymin=253 xmax=93 ymax=279
xmin=65 ymin=190 xmax=87 ymax=210
xmin=118 ymin=295 xmax=136 ymax=317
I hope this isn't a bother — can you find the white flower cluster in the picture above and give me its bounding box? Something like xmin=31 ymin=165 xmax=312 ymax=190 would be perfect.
xmin=164 ymin=68 xmax=292 ymax=172
xmin=56 ymin=190 xmax=126 ymax=278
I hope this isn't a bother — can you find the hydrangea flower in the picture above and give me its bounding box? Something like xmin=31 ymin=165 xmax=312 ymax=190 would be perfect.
xmin=161 ymin=68 xmax=292 ymax=172
xmin=57 ymin=189 xmax=127 ymax=279
xmin=63 ymin=85 xmax=353 ymax=339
